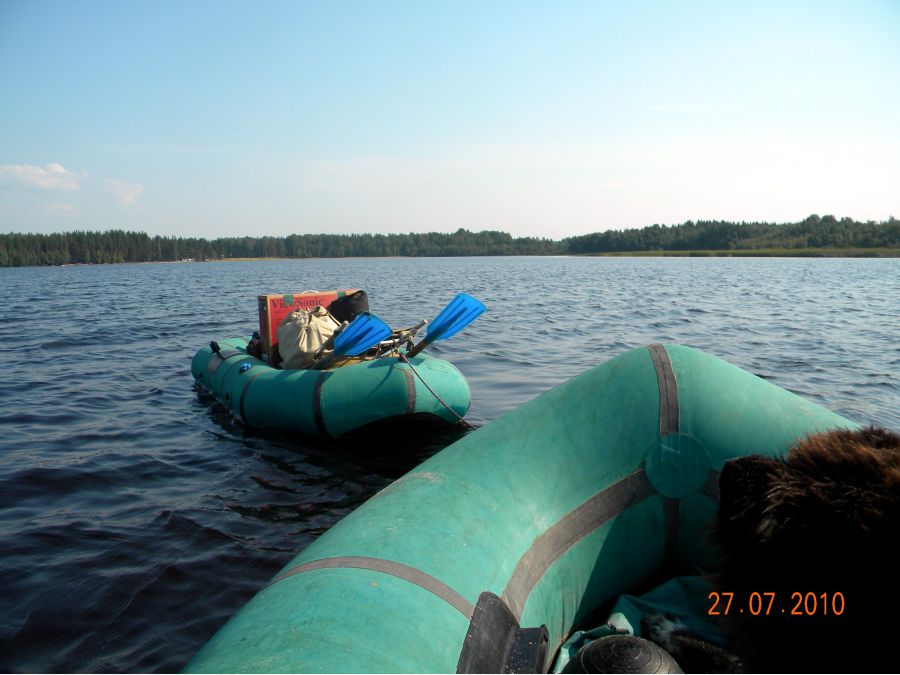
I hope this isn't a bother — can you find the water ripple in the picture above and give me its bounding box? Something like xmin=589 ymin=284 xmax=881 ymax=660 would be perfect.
xmin=0 ymin=257 xmax=897 ymax=672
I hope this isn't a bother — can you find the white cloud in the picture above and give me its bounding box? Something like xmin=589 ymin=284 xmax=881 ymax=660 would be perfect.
xmin=0 ymin=162 xmax=84 ymax=190
xmin=105 ymin=179 xmax=144 ymax=204
xmin=42 ymin=203 xmax=79 ymax=216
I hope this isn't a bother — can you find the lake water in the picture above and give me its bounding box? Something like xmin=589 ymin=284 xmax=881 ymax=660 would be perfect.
xmin=1 ymin=256 xmax=897 ymax=672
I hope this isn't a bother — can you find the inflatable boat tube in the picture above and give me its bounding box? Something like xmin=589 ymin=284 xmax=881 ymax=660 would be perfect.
xmin=185 ymin=344 xmax=857 ymax=672
xmin=191 ymin=337 xmax=471 ymax=438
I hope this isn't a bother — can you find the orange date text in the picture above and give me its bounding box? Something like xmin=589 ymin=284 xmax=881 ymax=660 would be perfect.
xmin=707 ymin=591 xmax=845 ymax=617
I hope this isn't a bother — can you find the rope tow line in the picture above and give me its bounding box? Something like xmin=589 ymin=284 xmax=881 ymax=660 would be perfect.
xmin=398 ymin=353 xmax=476 ymax=430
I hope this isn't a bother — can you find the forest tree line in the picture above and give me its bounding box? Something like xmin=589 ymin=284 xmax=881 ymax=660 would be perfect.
xmin=0 ymin=229 xmax=558 ymax=267
xmin=564 ymin=215 xmax=899 ymax=254
xmin=1 ymin=215 xmax=897 ymax=267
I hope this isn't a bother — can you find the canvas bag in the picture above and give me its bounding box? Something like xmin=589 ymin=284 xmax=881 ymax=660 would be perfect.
xmin=276 ymin=306 xmax=340 ymax=370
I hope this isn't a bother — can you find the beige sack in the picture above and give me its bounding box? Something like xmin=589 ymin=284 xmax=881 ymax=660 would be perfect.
xmin=276 ymin=306 xmax=340 ymax=370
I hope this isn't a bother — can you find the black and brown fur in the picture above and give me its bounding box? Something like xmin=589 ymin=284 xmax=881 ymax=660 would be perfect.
xmin=709 ymin=426 xmax=900 ymax=673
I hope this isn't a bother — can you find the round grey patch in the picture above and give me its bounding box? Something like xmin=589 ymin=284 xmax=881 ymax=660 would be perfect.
xmin=645 ymin=433 xmax=712 ymax=499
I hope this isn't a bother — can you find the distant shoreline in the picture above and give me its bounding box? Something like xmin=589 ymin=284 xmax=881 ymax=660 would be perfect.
xmin=4 ymin=218 xmax=898 ymax=266
xmin=582 ymin=247 xmax=900 ymax=258
xmin=212 ymin=248 xmax=900 ymax=260
xmin=186 ymin=247 xmax=900 ymax=260
xmin=43 ymin=247 xmax=900 ymax=267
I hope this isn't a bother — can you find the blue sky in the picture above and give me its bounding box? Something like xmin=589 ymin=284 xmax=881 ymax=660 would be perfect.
xmin=1 ymin=1 xmax=898 ymax=238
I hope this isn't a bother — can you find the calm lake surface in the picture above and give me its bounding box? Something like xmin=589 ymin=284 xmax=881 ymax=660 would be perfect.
xmin=1 ymin=256 xmax=897 ymax=672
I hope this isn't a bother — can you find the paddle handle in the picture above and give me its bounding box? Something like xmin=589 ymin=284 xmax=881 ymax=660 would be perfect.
xmin=403 ymin=319 xmax=434 ymax=357
xmin=405 ymin=336 xmax=430 ymax=358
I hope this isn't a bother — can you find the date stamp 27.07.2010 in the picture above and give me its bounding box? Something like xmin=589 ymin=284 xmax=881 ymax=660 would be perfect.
xmin=708 ymin=591 xmax=845 ymax=617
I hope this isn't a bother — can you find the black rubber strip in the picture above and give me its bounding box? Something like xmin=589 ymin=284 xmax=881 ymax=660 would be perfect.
xmin=402 ymin=366 xmax=417 ymax=414
xmin=647 ymin=344 xmax=685 ymax=561
xmin=312 ymin=370 xmax=331 ymax=437
xmin=206 ymin=349 xmax=243 ymax=376
xmin=501 ymin=469 xmax=656 ymax=621
xmin=266 ymin=555 xmax=475 ymax=619
xmin=662 ymin=497 xmax=680 ymax=563
xmin=238 ymin=369 xmax=267 ymax=422
xmin=456 ymin=591 xmax=549 ymax=674
xmin=456 ymin=592 xmax=519 ymax=673
xmin=646 ymin=344 xmax=679 ymax=436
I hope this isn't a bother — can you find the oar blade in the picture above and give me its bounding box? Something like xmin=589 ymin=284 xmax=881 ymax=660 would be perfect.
xmin=332 ymin=312 xmax=392 ymax=357
xmin=425 ymin=293 xmax=486 ymax=343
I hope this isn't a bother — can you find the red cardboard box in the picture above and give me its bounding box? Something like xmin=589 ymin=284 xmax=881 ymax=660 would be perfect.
xmin=258 ymin=289 xmax=360 ymax=366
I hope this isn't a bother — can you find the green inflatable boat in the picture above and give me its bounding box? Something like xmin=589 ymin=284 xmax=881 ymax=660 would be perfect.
xmin=185 ymin=344 xmax=857 ymax=672
xmin=191 ymin=337 xmax=471 ymax=438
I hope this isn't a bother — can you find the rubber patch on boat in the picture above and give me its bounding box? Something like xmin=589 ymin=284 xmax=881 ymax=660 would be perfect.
xmin=646 ymin=433 xmax=712 ymax=499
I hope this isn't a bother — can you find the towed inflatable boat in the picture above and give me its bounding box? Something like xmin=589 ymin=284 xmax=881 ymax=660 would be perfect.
xmin=191 ymin=339 xmax=471 ymax=438
xmin=192 ymin=289 xmax=484 ymax=438
xmin=185 ymin=344 xmax=857 ymax=672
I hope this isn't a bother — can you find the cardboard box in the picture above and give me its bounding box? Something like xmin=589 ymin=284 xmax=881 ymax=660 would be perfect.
xmin=258 ymin=289 xmax=360 ymax=366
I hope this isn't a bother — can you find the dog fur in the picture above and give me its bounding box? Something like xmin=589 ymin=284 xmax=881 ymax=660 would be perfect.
xmin=708 ymin=426 xmax=900 ymax=673
xmin=640 ymin=427 xmax=899 ymax=672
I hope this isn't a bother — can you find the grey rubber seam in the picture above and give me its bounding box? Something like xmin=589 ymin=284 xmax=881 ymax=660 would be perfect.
xmin=663 ymin=497 xmax=680 ymax=563
xmin=501 ymin=469 xmax=657 ymax=621
xmin=402 ymin=366 xmax=417 ymax=414
xmin=312 ymin=370 xmax=332 ymax=437
xmin=206 ymin=349 xmax=243 ymax=376
xmin=266 ymin=555 xmax=475 ymax=619
xmin=646 ymin=344 xmax=679 ymax=436
xmin=647 ymin=344 xmax=684 ymax=561
xmin=238 ymin=369 xmax=267 ymax=422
